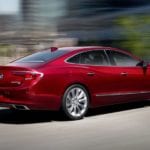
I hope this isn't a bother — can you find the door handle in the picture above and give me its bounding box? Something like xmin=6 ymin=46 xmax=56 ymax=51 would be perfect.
xmin=120 ymin=72 xmax=128 ymax=76
xmin=87 ymin=72 xmax=95 ymax=76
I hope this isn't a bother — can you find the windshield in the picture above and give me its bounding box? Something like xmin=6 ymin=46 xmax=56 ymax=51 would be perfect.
xmin=14 ymin=50 xmax=68 ymax=63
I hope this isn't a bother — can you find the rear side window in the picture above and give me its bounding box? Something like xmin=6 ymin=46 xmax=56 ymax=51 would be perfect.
xmin=68 ymin=54 xmax=81 ymax=64
xmin=67 ymin=50 xmax=109 ymax=66
xmin=14 ymin=50 xmax=68 ymax=63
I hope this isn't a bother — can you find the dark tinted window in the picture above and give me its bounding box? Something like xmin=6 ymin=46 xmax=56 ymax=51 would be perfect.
xmin=110 ymin=51 xmax=139 ymax=66
xmin=68 ymin=50 xmax=108 ymax=65
xmin=15 ymin=50 xmax=68 ymax=63
xmin=67 ymin=54 xmax=81 ymax=63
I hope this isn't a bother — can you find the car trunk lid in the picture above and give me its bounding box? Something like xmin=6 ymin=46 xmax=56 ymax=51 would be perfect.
xmin=0 ymin=66 xmax=43 ymax=88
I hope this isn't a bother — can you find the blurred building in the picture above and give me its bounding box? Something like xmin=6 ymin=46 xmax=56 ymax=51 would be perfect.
xmin=0 ymin=0 xmax=149 ymax=46
xmin=58 ymin=0 xmax=150 ymax=43
xmin=21 ymin=0 xmax=66 ymax=30
xmin=0 ymin=0 xmax=67 ymax=45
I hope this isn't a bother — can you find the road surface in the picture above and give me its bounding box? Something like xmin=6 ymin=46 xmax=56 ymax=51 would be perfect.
xmin=0 ymin=102 xmax=150 ymax=150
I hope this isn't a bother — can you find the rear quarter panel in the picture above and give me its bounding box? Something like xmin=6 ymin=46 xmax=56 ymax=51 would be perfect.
xmin=31 ymin=64 xmax=96 ymax=108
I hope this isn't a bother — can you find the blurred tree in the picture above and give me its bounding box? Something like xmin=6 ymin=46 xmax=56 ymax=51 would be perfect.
xmin=117 ymin=15 xmax=150 ymax=59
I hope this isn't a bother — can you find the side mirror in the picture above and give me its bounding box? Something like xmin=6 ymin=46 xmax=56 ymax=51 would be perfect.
xmin=143 ymin=61 xmax=148 ymax=69
xmin=137 ymin=61 xmax=148 ymax=69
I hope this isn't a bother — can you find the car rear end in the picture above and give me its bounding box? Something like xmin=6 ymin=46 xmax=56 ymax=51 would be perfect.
xmin=0 ymin=65 xmax=44 ymax=110
xmin=0 ymin=48 xmax=81 ymax=110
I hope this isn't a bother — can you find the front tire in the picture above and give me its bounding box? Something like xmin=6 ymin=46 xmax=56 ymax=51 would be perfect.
xmin=62 ymin=84 xmax=89 ymax=120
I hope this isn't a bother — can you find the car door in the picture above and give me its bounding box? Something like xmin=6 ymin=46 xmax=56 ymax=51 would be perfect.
xmin=106 ymin=49 xmax=146 ymax=103
xmin=67 ymin=49 xmax=126 ymax=106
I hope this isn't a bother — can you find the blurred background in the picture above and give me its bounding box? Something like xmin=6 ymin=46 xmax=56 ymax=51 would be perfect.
xmin=0 ymin=0 xmax=149 ymax=64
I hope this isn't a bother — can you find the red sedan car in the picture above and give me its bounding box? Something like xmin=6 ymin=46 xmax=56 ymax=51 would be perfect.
xmin=0 ymin=46 xmax=149 ymax=120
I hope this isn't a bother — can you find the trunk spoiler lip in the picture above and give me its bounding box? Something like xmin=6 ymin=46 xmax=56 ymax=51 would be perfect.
xmin=0 ymin=65 xmax=34 ymax=71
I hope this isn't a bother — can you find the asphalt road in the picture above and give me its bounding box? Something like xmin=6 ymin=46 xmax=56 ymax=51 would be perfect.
xmin=0 ymin=102 xmax=150 ymax=150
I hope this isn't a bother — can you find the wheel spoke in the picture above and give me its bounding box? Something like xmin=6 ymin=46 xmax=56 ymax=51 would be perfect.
xmin=68 ymin=104 xmax=74 ymax=113
xmin=77 ymin=91 xmax=85 ymax=99
xmin=76 ymin=104 xmax=83 ymax=113
xmin=77 ymin=102 xmax=85 ymax=109
xmin=66 ymin=100 xmax=71 ymax=107
xmin=78 ymin=98 xmax=87 ymax=106
xmin=67 ymin=93 xmax=72 ymax=100
xmin=76 ymin=88 xmax=81 ymax=97
xmin=71 ymin=89 xmax=76 ymax=98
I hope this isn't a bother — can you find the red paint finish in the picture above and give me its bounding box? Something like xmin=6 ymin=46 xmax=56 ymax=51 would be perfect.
xmin=0 ymin=46 xmax=150 ymax=110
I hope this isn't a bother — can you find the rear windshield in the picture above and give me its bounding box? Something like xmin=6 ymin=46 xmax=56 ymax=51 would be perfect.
xmin=14 ymin=50 xmax=68 ymax=63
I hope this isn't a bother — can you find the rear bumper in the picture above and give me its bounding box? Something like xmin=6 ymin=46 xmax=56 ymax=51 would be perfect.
xmin=0 ymin=93 xmax=61 ymax=111
xmin=0 ymin=103 xmax=30 ymax=110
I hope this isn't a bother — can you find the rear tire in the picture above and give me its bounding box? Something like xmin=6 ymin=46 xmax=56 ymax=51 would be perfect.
xmin=62 ymin=84 xmax=89 ymax=120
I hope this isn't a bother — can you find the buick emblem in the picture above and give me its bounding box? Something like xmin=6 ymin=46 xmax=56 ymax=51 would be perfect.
xmin=0 ymin=74 xmax=4 ymax=79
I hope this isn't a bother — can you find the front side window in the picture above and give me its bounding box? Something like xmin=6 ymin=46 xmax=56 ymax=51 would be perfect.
xmin=110 ymin=51 xmax=139 ymax=66
xmin=67 ymin=50 xmax=108 ymax=66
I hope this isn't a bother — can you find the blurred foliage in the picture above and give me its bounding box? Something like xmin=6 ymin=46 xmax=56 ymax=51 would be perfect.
xmin=0 ymin=44 xmax=14 ymax=57
xmin=0 ymin=44 xmax=35 ymax=65
xmin=0 ymin=44 xmax=34 ymax=56
xmin=117 ymin=15 xmax=150 ymax=59
xmin=0 ymin=44 xmax=33 ymax=60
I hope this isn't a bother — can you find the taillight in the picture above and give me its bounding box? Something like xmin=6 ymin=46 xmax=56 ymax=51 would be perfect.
xmin=12 ymin=71 xmax=43 ymax=81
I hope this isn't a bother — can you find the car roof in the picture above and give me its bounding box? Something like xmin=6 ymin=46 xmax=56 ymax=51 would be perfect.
xmin=57 ymin=46 xmax=135 ymax=56
xmin=56 ymin=46 xmax=139 ymax=60
xmin=58 ymin=46 xmax=114 ymax=51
